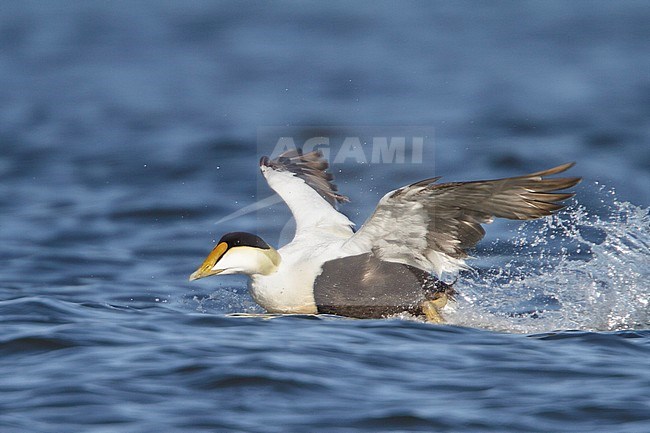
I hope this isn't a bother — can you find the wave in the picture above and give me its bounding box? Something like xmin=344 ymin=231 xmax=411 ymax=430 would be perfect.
xmin=447 ymin=183 xmax=650 ymax=333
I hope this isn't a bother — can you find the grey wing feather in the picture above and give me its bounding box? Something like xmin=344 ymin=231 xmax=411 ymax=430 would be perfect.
xmin=260 ymin=149 xmax=348 ymax=207
xmin=347 ymin=162 xmax=581 ymax=273
xmin=420 ymin=162 xmax=581 ymax=258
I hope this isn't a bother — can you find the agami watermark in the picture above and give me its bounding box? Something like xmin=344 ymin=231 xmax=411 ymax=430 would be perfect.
xmin=259 ymin=126 xmax=433 ymax=164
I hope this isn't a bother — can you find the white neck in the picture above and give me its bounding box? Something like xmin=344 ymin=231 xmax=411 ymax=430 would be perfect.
xmin=215 ymin=246 xmax=281 ymax=276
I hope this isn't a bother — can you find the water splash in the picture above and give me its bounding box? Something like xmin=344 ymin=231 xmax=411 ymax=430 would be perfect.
xmin=447 ymin=185 xmax=650 ymax=333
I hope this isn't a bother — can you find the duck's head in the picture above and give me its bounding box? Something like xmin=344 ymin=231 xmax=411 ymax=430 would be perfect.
xmin=189 ymin=232 xmax=281 ymax=281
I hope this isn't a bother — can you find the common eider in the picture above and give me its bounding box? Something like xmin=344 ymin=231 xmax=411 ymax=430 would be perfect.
xmin=190 ymin=149 xmax=580 ymax=322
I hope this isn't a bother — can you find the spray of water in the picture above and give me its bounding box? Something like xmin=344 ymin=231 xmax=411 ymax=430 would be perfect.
xmin=446 ymin=184 xmax=650 ymax=333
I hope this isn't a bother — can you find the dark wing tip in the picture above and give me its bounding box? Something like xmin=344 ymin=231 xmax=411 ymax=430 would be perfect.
xmin=505 ymin=163 xmax=581 ymax=220
xmin=261 ymin=148 xmax=349 ymax=206
xmin=525 ymin=162 xmax=577 ymax=178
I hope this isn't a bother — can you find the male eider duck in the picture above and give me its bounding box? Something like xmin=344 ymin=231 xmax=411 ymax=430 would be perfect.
xmin=190 ymin=149 xmax=580 ymax=322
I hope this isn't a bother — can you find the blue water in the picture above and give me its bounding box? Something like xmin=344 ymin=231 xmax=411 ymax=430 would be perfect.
xmin=2 ymin=1 xmax=650 ymax=432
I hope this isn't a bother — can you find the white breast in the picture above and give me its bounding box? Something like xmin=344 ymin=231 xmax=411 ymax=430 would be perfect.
xmin=249 ymin=237 xmax=351 ymax=314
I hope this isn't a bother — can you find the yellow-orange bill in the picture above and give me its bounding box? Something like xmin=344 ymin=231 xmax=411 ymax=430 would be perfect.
xmin=189 ymin=242 xmax=228 ymax=281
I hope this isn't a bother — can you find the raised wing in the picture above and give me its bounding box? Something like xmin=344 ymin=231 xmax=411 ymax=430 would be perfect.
xmin=344 ymin=163 xmax=581 ymax=276
xmin=260 ymin=149 xmax=354 ymax=240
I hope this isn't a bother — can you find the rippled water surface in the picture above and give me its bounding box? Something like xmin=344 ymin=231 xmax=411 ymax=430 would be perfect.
xmin=2 ymin=2 xmax=650 ymax=432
